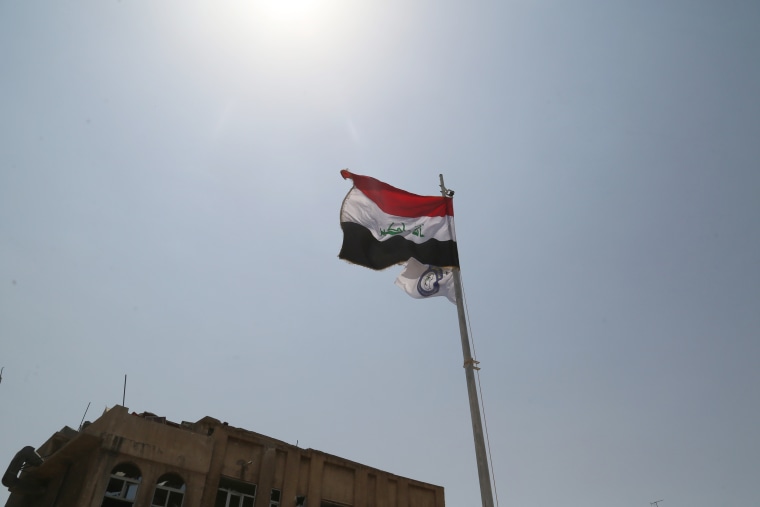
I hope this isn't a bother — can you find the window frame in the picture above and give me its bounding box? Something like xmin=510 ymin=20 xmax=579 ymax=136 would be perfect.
xmin=150 ymin=472 xmax=186 ymax=507
xmin=102 ymin=463 xmax=142 ymax=506
xmin=215 ymin=477 xmax=257 ymax=507
xmin=270 ymin=488 xmax=281 ymax=507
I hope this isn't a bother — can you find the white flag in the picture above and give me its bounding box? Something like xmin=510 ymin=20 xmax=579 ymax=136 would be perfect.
xmin=394 ymin=257 xmax=456 ymax=304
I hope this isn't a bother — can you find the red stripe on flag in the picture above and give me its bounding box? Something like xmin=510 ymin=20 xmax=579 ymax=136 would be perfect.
xmin=341 ymin=169 xmax=454 ymax=218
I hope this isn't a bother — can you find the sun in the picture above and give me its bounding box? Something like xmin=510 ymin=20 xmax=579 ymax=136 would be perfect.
xmin=200 ymin=0 xmax=331 ymax=42
xmin=260 ymin=0 xmax=321 ymax=21
xmin=180 ymin=0 xmax=348 ymax=76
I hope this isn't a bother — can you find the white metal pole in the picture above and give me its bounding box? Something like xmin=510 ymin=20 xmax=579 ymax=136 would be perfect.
xmin=440 ymin=174 xmax=494 ymax=507
xmin=453 ymin=268 xmax=495 ymax=507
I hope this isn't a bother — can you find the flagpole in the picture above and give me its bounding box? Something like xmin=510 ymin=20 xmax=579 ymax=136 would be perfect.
xmin=440 ymin=175 xmax=495 ymax=507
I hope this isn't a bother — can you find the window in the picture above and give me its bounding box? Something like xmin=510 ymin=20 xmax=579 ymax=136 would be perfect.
xmin=151 ymin=473 xmax=186 ymax=507
xmin=101 ymin=463 xmax=142 ymax=507
xmin=270 ymin=489 xmax=281 ymax=507
xmin=215 ymin=477 xmax=257 ymax=507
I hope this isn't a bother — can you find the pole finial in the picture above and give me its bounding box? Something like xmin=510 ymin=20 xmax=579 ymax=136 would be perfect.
xmin=439 ymin=174 xmax=454 ymax=198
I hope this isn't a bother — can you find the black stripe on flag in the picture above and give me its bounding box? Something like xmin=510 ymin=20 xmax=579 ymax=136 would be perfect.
xmin=339 ymin=222 xmax=460 ymax=270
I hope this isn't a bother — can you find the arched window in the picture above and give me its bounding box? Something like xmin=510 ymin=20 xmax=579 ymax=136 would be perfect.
xmin=215 ymin=477 xmax=256 ymax=507
xmin=151 ymin=473 xmax=186 ymax=507
xmin=102 ymin=463 xmax=142 ymax=506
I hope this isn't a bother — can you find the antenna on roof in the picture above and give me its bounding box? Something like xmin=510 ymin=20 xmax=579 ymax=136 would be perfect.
xmin=123 ymin=374 xmax=127 ymax=406
xmin=651 ymin=500 xmax=664 ymax=507
xmin=79 ymin=402 xmax=91 ymax=431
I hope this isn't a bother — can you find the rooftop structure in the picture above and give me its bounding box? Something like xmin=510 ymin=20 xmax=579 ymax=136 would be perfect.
xmin=3 ymin=405 xmax=444 ymax=507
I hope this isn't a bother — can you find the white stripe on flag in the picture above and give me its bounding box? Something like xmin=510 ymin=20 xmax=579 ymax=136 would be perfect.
xmin=341 ymin=188 xmax=456 ymax=244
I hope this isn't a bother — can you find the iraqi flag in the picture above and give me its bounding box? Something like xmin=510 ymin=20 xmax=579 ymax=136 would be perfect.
xmin=339 ymin=169 xmax=459 ymax=270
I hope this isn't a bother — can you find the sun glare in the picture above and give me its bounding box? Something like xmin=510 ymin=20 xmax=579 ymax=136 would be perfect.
xmin=260 ymin=0 xmax=321 ymax=22
xmin=194 ymin=0 xmax=337 ymax=49
xmin=180 ymin=0 xmax=359 ymax=96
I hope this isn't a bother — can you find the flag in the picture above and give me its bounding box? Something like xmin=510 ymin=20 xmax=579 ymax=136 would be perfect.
xmin=339 ymin=169 xmax=459 ymax=270
xmin=395 ymin=257 xmax=456 ymax=304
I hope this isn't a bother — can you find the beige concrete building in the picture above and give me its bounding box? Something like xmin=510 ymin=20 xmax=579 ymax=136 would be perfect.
xmin=3 ymin=406 xmax=444 ymax=507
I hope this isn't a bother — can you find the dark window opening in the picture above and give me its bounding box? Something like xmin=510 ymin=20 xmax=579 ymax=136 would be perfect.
xmin=101 ymin=463 xmax=141 ymax=507
xmin=151 ymin=473 xmax=186 ymax=507
xmin=215 ymin=477 xmax=256 ymax=507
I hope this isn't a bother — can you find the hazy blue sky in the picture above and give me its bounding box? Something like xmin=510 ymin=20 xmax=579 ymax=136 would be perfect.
xmin=2 ymin=1 xmax=759 ymax=506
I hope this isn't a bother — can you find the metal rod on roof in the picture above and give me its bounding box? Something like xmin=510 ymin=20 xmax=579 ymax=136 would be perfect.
xmin=79 ymin=402 xmax=91 ymax=431
xmin=123 ymin=374 xmax=127 ymax=406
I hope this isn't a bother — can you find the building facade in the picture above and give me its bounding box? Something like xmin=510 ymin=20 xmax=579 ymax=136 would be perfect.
xmin=3 ymin=406 xmax=444 ymax=507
